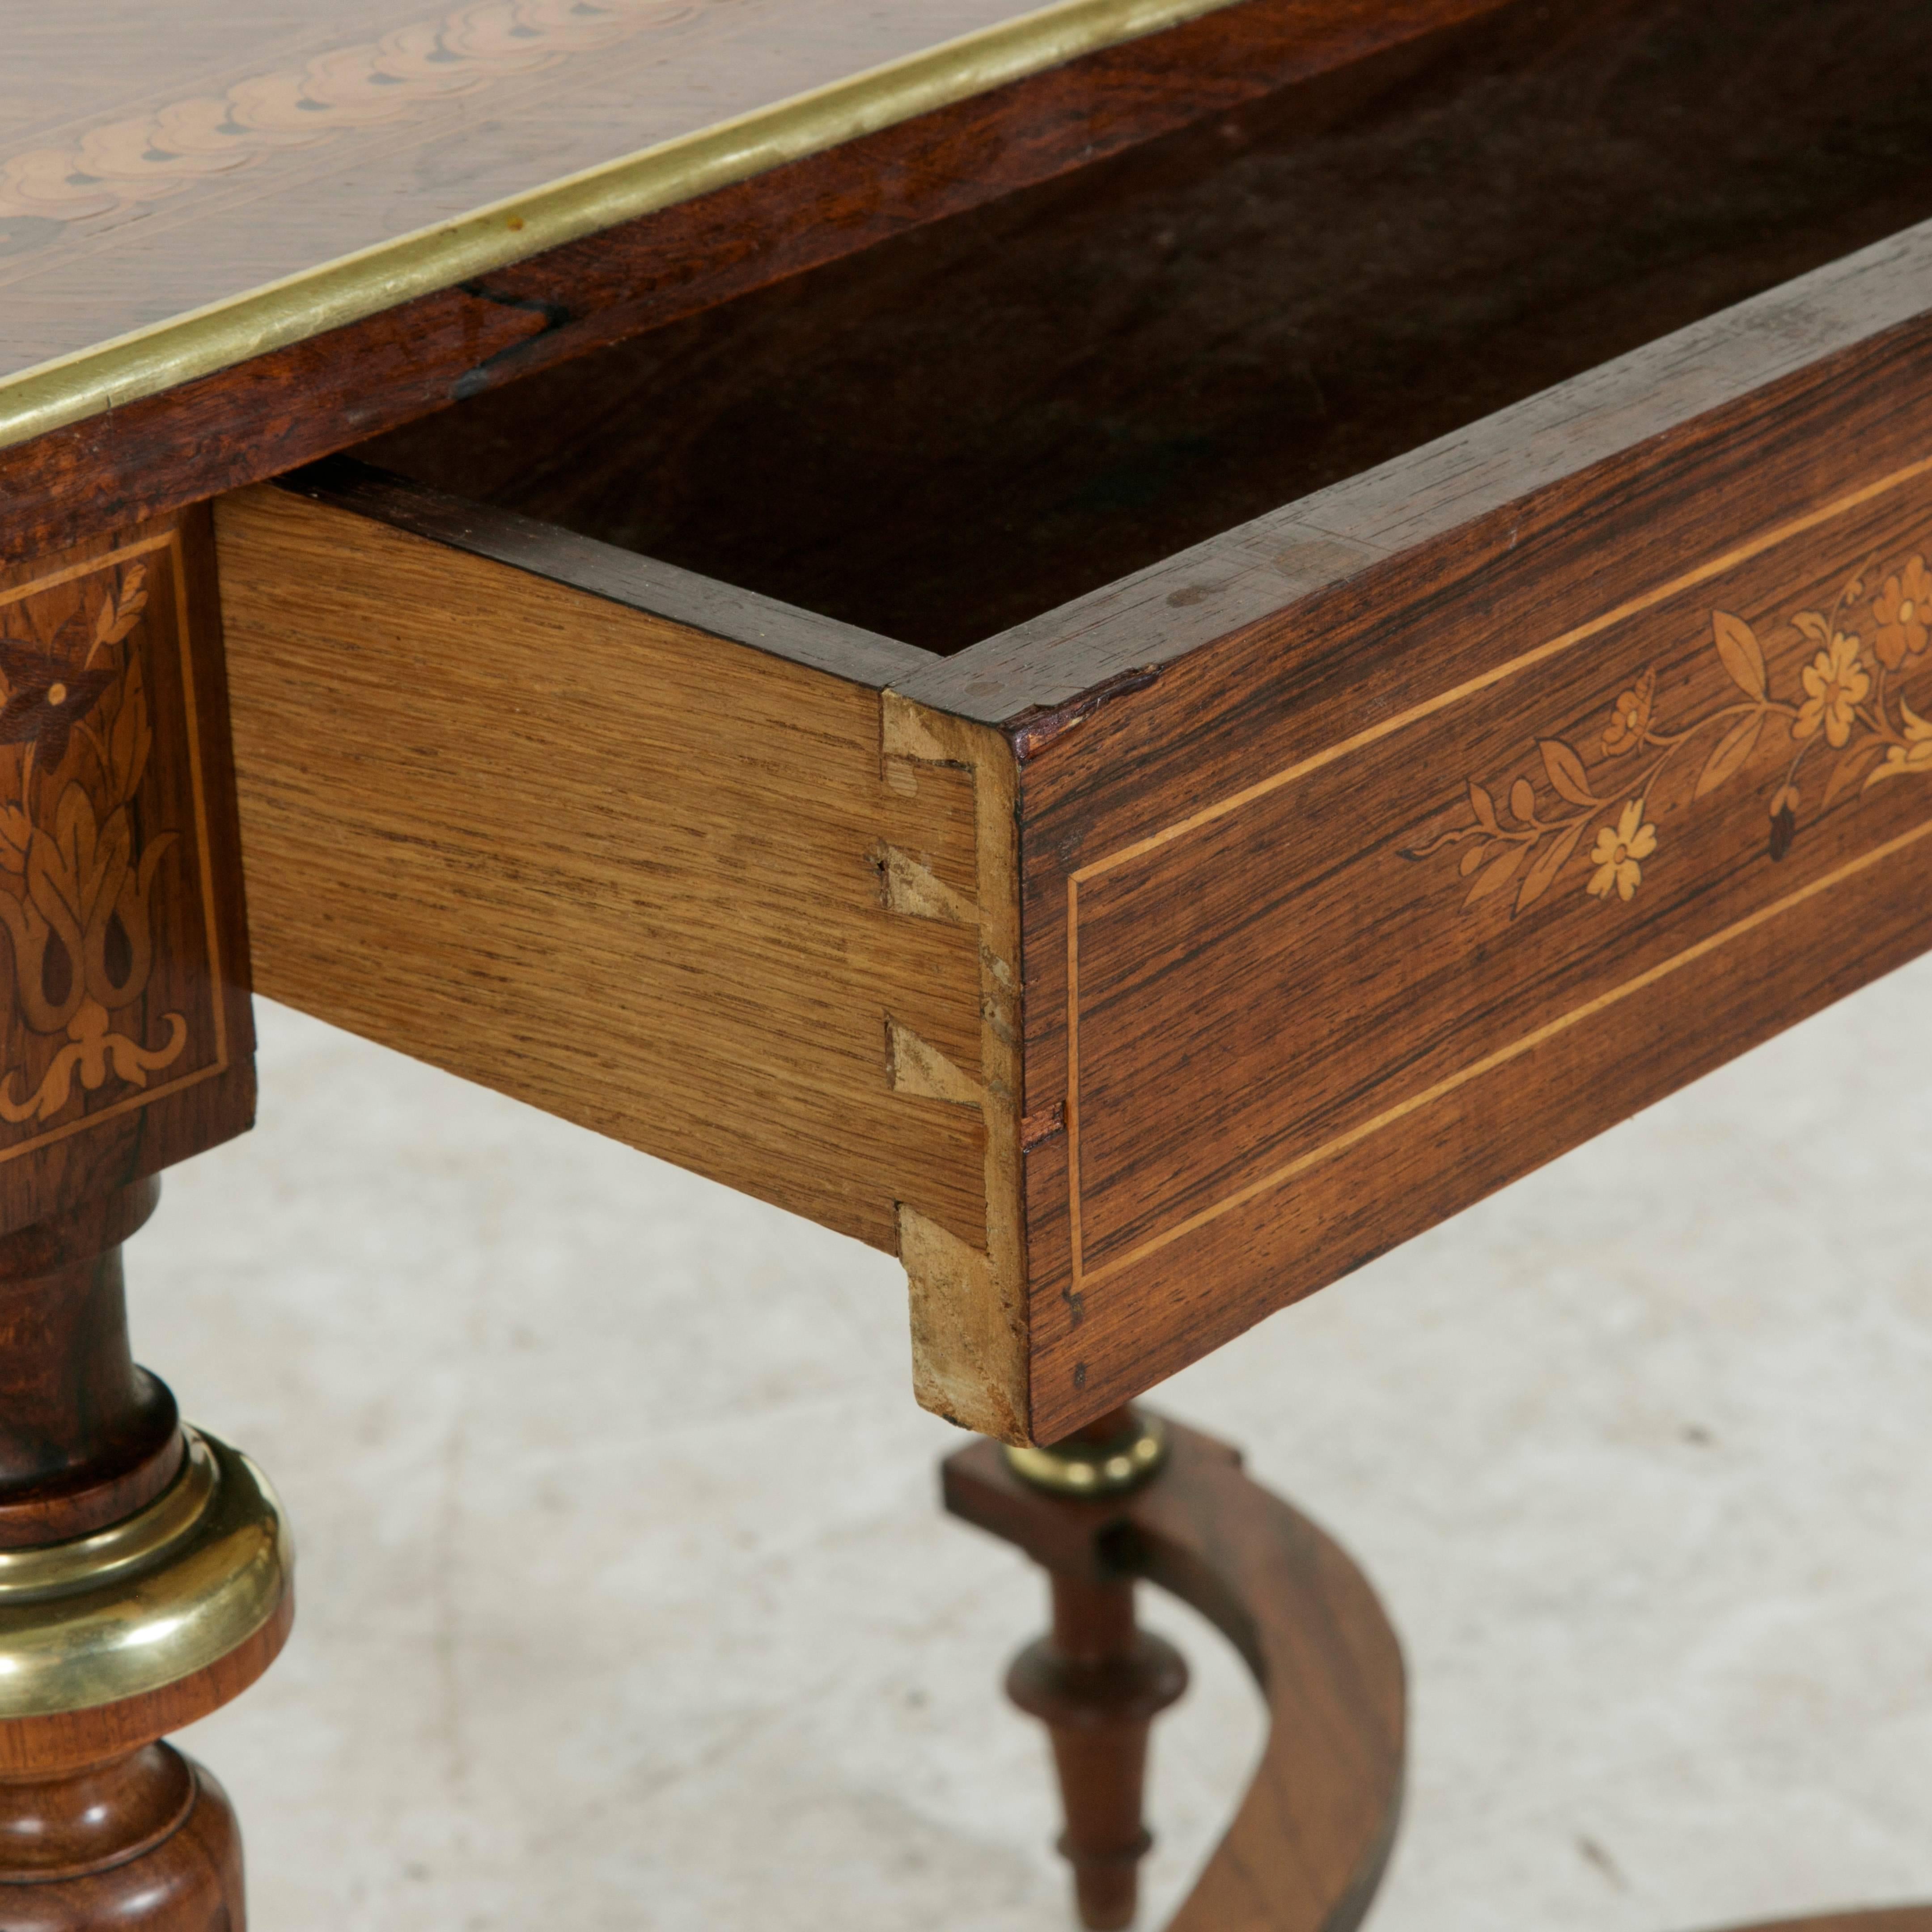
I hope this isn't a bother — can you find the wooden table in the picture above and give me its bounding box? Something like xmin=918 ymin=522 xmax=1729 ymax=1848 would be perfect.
xmin=4 ymin=0 xmax=1932 ymax=1923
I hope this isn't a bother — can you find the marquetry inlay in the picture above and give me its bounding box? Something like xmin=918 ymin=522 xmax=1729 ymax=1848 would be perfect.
xmin=0 ymin=1 xmax=703 ymax=241
xmin=0 ymin=535 xmax=229 ymax=1161
xmin=1063 ymin=458 xmax=1932 ymax=1300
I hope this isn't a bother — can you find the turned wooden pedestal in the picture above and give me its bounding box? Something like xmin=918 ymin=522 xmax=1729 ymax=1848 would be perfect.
xmin=0 ymin=514 xmax=285 ymax=1922
xmin=0 ymin=1185 xmax=291 ymax=1927
xmin=1006 ymin=1564 xmax=1188 ymax=1931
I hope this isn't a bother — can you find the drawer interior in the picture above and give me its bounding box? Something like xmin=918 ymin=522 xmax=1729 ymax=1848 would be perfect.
xmin=358 ymin=0 xmax=1932 ymax=657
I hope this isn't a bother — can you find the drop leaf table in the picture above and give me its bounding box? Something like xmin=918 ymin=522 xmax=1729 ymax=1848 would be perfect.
xmin=3 ymin=0 xmax=1931 ymax=1923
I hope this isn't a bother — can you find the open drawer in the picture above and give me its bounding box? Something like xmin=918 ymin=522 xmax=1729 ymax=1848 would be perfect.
xmin=214 ymin=0 xmax=1932 ymax=1443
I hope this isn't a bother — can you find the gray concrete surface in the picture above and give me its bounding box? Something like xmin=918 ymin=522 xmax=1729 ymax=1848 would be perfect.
xmin=138 ymin=955 xmax=1932 ymax=1929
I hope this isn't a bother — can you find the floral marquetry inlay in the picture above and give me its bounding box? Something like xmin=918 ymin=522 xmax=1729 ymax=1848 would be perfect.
xmin=1407 ymin=539 xmax=1932 ymax=915
xmin=0 ymin=536 xmax=228 ymax=1159
xmin=0 ymin=0 xmax=704 ymax=245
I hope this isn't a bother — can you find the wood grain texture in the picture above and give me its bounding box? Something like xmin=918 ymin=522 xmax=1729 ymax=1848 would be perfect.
xmin=906 ymin=220 xmax=1932 ymax=719
xmin=369 ymin=0 xmax=1932 ymax=654
xmin=225 ymin=229 xmax=1932 ymax=1444
xmin=0 ymin=1179 xmax=180 ymax=1548
xmin=0 ymin=1754 xmax=244 ymax=1929
xmin=0 ymin=508 xmax=254 ymax=1240
xmin=945 ymin=1418 xmax=1405 ymax=1932
xmin=136 ymin=0 xmax=1932 ymax=1451
xmin=0 ymin=0 xmax=1202 ymax=380
xmin=214 ymin=477 xmax=1013 ymax=1306
xmin=1002 ymin=235 xmax=1932 ymax=1437
xmin=0 ymin=1742 xmax=197 ymax=1881
xmin=275 ymin=459 xmax=930 ymax=692
xmin=0 ymin=0 xmax=1512 ymax=563
xmin=0 ymin=1201 xmax=288 ymax=1909
xmin=881 ymin=694 xmax=1027 ymax=1441
xmin=1005 ymin=1565 xmax=1187 ymax=1931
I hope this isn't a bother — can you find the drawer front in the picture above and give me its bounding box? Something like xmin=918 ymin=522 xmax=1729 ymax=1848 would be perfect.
xmin=980 ymin=229 xmax=1932 ymax=1439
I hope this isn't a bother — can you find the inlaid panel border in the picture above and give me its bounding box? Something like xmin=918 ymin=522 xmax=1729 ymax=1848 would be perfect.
xmin=0 ymin=531 xmax=230 ymax=1163
xmin=1063 ymin=451 xmax=1932 ymax=1297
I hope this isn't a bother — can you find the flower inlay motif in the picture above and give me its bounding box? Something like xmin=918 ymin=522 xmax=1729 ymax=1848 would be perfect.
xmin=0 ymin=565 xmax=185 ymax=1124
xmin=1407 ymin=545 xmax=1932 ymax=914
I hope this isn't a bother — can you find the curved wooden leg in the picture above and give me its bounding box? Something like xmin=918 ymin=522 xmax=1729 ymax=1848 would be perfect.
xmin=953 ymin=1415 xmax=1932 ymax=1932
xmin=945 ymin=1410 xmax=1405 ymax=1932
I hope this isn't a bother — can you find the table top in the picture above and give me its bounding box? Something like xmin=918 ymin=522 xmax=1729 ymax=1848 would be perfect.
xmin=0 ymin=0 xmax=1232 ymax=453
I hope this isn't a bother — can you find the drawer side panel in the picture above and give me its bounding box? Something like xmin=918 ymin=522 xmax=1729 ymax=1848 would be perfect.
xmin=217 ymin=485 xmax=990 ymax=1265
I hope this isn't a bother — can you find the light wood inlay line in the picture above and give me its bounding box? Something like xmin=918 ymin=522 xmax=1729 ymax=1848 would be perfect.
xmin=1068 ymin=452 xmax=1932 ymax=887
xmin=167 ymin=532 xmax=231 ymax=1074
xmin=0 ymin=1062 xmax=229 ymax=1169
xmin=1064 ymin=454 xmax=1932 ymax=1293
xmin=0 ymin=533 xmax=177 ymax=612
xmin=1072 ymin=812 xmax=1932 ymax=1289
xmin=0 ymin=530 xmax=229 ymax=1163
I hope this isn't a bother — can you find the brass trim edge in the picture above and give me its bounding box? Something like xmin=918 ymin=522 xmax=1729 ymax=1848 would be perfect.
xmin=0 ymin=1428 xmax=293 ymax=1719
xmin=0 ymin=0 xmax=1243 ymax=455
xmin=1005 ymin=1410 xmax=1169 ymax=1494
xmin=0 ymin=1441 xmax=218 ymax=1606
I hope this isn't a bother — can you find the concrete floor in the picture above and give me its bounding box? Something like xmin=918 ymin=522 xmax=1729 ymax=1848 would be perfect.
xmin=136 ymin=954 xmax=1932 ymax=1932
